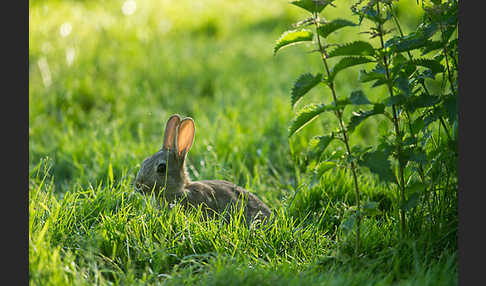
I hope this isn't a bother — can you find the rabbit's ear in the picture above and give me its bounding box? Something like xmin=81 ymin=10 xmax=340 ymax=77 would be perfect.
xmin=163 ymin=114 xmax=181 ymax=150
xmin=176 ymin=117 xmax=195 ymax=157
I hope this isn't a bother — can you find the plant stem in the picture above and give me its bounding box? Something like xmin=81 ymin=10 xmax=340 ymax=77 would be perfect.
xmin=439 ymin=23 xmax=456 ymax=96
xmin=313 ymin=13 xmax=362 ymax=255
xmin=376 ymin=1 xmax=406 ymax=237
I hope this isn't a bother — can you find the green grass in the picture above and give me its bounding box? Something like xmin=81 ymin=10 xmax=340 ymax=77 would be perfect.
xmin=29 ymin=0 xmax=457 ymax=285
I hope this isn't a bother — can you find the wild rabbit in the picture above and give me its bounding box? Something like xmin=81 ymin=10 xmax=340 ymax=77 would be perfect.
xmin=135 ymin=114 xmax=272 ymax=225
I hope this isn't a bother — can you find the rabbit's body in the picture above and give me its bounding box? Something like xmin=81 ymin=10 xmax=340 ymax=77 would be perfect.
xmin=186 ymin=180 xmax=271 ymax=221
xmin=135 ymin=114 xmax=271 ymax=224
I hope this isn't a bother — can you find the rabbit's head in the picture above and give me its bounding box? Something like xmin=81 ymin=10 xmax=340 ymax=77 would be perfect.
xmin=135 ymin=114 xmax=195 ymax=198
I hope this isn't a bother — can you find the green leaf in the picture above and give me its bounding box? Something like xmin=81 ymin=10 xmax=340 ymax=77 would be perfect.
xmin=291 ymin=73 xmax=323 ymax=108
xmin=402 ymin=136 xmax=418 ymax=147
xmin=327 ymin=41 xmax=375 ymax=58
xmin=407 ymin=182 xmax=426 ymax=195
xmin=405 ymin=94 xmax=440 ymax=112
xmin=288 ymin=103 xmax=337 ymax=137
xmin=401 ymin=147 xmax=427 ymax=165
xmin=317 ymin=19 xmax=356 ymax=39
xmin=385 ymin=34 xmax=428 ymax=53
xmin=361 ymin=6 xmax=390 ymax=24
xmin=442 ymin=23 xmax=458 ymax=43
xmin=314 ymin=161 xmax=337 ymax=178
xmin=336 ymin=90 xmax=370 ymax=107
xmin=405 ymin=58 xmax=444 ymax=76
xmin=401 ymin=193 xmax=420 ymax=212
xmin=421 ymin=40 xmax=443 ymax=55
xmin=418 ymin=22 xmax=440 ymax=39
xmin=349 ymin=90 xmax=371 ymax=105
xmin=359 ymin=64 xmax=386 ymax=83
xmin=274 ymin=29 xmax=314 ymax=55
xmin=362 ymin=201 xmax=381 ymax=216
xmin=329 ymin=56 xmax=374 ymax=82
xmin=371 ymin=78 xmax=388 ymax=88
xmin=359 ymin=149 xmax=395 ymax=183
xmin=443 ymin=94 xmax=458 ymax=123
xmin=384 ymin=94 xmax=408 ymax=107
xmin=423 ymin=108 xmax=444 ymax=129
xmin=411 ymin=118 xmax=425 ymax=134
xmin=308 ymin=134 xmax=335 ymax=160
xmin=347 ymin=104 xmax=385 ymax=132
xmin=359 ymin=71 xmax=385 ymax=85
xmin=394 ymin=77 xmax=411 ymax=96
xmin=290 ymin=0 xmax=334 ymax=14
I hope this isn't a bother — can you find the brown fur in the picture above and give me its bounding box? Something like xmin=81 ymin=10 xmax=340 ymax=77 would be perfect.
xmin=135 ymin=114 xmax=271 ymax=224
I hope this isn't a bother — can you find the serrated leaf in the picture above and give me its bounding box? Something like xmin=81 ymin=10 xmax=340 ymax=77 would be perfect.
xmin=371 ymin=78 xmax=388 ymax=87
xmin=385 ymin=20 xmax=441 ymax=55
xmin=359 ymin=149 xmax=395 ymax=183
xmin=327 ymin=41 xmax=375 ymax=58
xmin=391 ymin=58 xmax=416 ymax=79
xmin=362 ymin=6 xmax=390 ymax=24
xmin=290 ymin=0 xmax=334 ymax=14
xmin=406 ymin=58 xmax=444 ymax=75
xmin=385 ymin=34 xmax=428 ymax=53
xmin=421 ymin=40 xmax=443 ymax=55
xmin=359 ymin=70 xmax=385 ymax=84
xmin=417 ymin=22 xmax=439 ymax=39
xmin=308 ymin=134 xmax=335 ymax=160
xmin=288 ymin=103 xmax=337 ymax=137
xmin=291 ymin=73 xmax=323 ymax=108
xmin=329 ymin=56 xmax=374 ymax=82
xmin=274 ymin=29 xmax=314 ymax=55
xmin=315 ymin=161 xmax=336 ymax=178
xmin=317 ymin=19 xmax=356 ymax=39
xmin=405 ymin=94 xmax=440 ymax=112
xmin=347 ymin=104 xmax=385 ymax=132
xmin=395 ymin=77 xmax=411 ymax=96
xmin=384 ymin=94 xmax=408 ymax=107
xmin=359 ymin=64 xmax=386 ymax=83
xmin=401 ymin=147 xmax=427 ymax=165
xmin=351 ymin=145 xmax=373 ymax=157
xmin=443 ymin=94 xmax=458 ymax=123
xmin=349 ymin=90 xmax=371 ymax=105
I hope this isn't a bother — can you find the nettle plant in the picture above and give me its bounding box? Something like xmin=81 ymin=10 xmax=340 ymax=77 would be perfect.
xmin=274 ymin=0 xmax=457 ymax=254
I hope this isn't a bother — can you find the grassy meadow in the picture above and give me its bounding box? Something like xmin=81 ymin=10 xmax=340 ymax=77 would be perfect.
xmin=29 ymin=0 xmax=457 ymax=285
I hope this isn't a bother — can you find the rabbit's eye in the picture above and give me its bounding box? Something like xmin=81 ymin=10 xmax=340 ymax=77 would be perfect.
xmin=157 ymin=163 xmax=166 ymax=175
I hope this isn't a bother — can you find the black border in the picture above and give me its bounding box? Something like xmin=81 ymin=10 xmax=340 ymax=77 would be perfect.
xmin=457 ymin=0 xmax=479 ymax=285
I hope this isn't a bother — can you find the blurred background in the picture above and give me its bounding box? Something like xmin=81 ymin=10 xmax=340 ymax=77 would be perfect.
xmin=29 ymin=0 xmax=423 ymax=206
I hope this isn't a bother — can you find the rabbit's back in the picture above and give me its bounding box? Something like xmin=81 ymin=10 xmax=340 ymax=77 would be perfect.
xmin=185 ymin=180 xmax=271 ymax=223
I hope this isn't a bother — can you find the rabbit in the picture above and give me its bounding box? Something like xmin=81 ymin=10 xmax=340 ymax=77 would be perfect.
xmin=135 ymin=114 xmax=272 ymax=225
